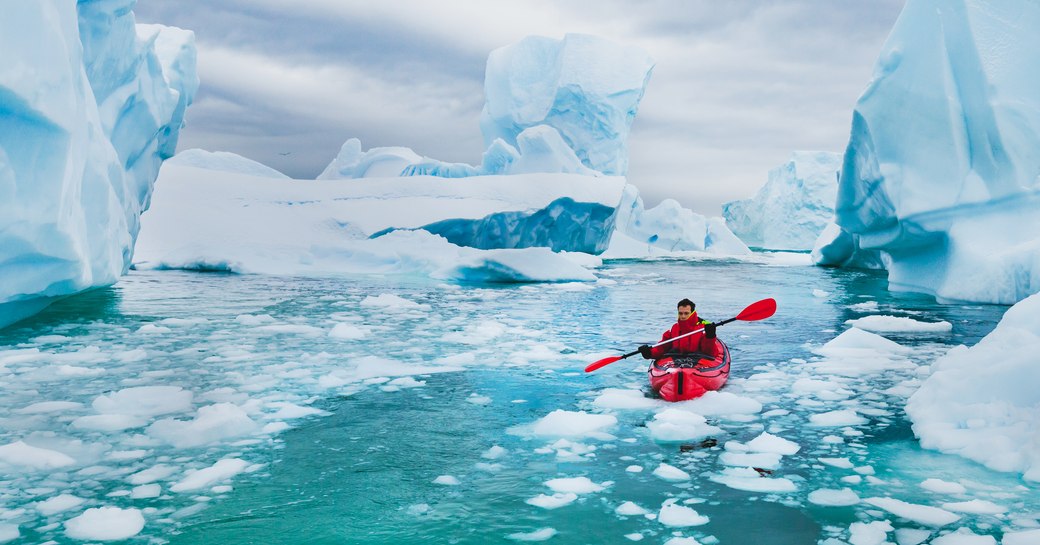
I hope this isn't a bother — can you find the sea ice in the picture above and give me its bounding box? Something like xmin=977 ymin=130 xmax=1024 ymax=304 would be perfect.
xmin=615 ymin=501 xmax=649 ymax=516
xmin=657 ymin=500 xmax=710 ymax=527
xmin=848 ymin=520 xmax=893 ymax=545
xmin=709 ymin=467 xmax=797 ymax=493
xmin=863 ymin=497 xmax=960 ymax=526
xmin=808 ymin=488 xmax=860 ymax=507
xmin=745 ymin=432 xmax=800 ymax=455
xmin=528 ymin=410 xmax=617 ymax=439
xmin=34 ymin=494 xmax=85 ymax=516
xmin=147 ymin=403 xmax=259 ymax=448
xmin=845 ymin=316 xmax=952 ymax=333
xmin=809 ymin=410 xmax=869 ymax=427
xmin=646 ymin=409 xmax=722 ymax=442
xmin=929 ymin=528 xmax=996 ymax=545
xmin=433 ymin=475 xmax=460 ymax=486
xmin=525 ymin=493 xmax=577 ymax=509
xmin=506 ymin=527 xmax=558 ymax=542
xmin=0 ymin=441 xmax=75 ymax=470
xmin=920 ymin=479 xmax=966 ymax=494
xmin=652 ymin=463 xmax=691 ymax=482
xmin=170 ymin=458 xmax=250 ymax=492
xmin=544 ymin=477 xmax=604 ymax=494
xmin=63 ymin=507 xmax=145 ymax=541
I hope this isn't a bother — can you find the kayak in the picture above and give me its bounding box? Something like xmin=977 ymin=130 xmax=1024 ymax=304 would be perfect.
xmin=647 ymin=338 xmax=730 ymax=402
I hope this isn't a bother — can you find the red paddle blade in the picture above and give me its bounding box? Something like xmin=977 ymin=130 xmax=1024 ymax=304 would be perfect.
xmin=735 ymin=298 xmax=777 ymax=322
xmin=585 ymin=355 xmax=623 ymax=373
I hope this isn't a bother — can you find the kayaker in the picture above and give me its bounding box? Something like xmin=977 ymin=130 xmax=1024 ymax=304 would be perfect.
xmin=638 ymin=298 xmax=717 ymax=360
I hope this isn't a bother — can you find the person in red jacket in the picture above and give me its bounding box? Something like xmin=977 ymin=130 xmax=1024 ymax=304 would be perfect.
xmin=638 ymin=298 xmax=717 ymax=360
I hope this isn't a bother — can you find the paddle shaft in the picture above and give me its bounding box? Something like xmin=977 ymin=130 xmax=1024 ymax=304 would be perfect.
xmin=611 ymin=318 xmax=732 ymax=363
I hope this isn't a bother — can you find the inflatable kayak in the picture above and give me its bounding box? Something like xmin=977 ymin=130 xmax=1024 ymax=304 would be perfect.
xmin=648 ymin=339 xmax=730 ymax=402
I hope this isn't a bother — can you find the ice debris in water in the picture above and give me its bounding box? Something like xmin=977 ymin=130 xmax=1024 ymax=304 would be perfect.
xmin=506 ymin=527 xmax=558 ymax=542
xmin=657 ymin=500 xmax=710 ymax=527
xmin=64 ymin=507 xmax=146 ymax=541
xmin=525 ymin=410 xmax=617 ymax=439
xmin=544 ymin=477 xmax=605 ymax=494
xmin=646 ymin=409 xmax=721 ymax=442
xmin=845 ymin=315 xmax=952 ymax=333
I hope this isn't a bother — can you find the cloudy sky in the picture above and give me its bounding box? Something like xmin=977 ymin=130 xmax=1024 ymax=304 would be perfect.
xmin=135 ymin=0 xmax=905 ymax=216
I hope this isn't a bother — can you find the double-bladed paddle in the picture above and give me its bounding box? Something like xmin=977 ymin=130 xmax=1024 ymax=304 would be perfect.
xmin=584 ymin=298 xmax=777 ymax=373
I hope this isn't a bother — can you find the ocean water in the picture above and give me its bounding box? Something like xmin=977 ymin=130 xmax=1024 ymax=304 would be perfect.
xmin=0 ymin=257 xmax=1033 ymax=544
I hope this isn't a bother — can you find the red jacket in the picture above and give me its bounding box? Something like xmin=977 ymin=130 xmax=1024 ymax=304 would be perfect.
xmin=649 ymin=312 xmax=717 ymax=359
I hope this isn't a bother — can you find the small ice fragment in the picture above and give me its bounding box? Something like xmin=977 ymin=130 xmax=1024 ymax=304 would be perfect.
xmin=544 ymin=477 xmax=604 ymax=494
xmin=652 ymin=463 xmax=690 ymax=482
xmin=63 ymin=507 xmax=145 ymax=541
xmin=171 ymin=459 xmax=250 ymax=492
xmin=807 ymin=488 xmax=860 ymax=506
xmin=625 ymin=465 xmax=643 ymax=473
xmin=615 ymin=501 xmax=649 ymax=516
xmin=35 ymin=494 xmax=85 ymax=516
xmin=506 ymin=528 xmax=557 ymax=541
xmin=433 ymin=475 xmax=460 ymax=486
xmin=525 ymin=493 xmax=577 ymax=509
xmin=920 ymin=479 xmax=966 ymax=495
xmin=658 ymin=500 xmax=709 ymax=527
xmin=482 ymin=446 xmax=508 ymax=459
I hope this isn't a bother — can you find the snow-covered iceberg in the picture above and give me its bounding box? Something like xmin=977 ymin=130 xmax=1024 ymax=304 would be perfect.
xmin=723 ymin=151 xmax=840 ymax=251
xmin=906 ymin=292 xmax=1040 ymax=481
xmin=603 ymin=185 xmax=751 ymax=257
xmin=133 ymin=164 xmax=622 ymax=281
xmin=167 ymin=149 xmax=289 ymax=179
xmin=815 ymin=0 xmax=1040 ymax=304
xmin=0 ymin=2 xmax=197 ymax=328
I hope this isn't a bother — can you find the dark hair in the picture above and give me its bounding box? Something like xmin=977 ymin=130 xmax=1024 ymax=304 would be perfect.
xmin=677 ymin=298 xmax=695 ymax=310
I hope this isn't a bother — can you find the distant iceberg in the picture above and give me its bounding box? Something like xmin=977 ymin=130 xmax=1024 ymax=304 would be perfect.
xmin=724 ymin=151 xmax=840 ymax=251
xmin=0 ymin=3 xmax=197 ymax=328
xmin=168 ymin=149 xmax=289 ymax=179
xmin=816 ymin=0 xmax=1040 ymax=304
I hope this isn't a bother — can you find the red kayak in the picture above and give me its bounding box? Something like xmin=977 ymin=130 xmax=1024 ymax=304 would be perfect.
xmin=648 ymin=339 xmax=730 ymax=402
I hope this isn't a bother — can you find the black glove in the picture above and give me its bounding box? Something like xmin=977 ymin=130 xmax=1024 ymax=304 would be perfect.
xmin=638 ymin=345 xmax=653 ymax=359
xmin=703 ymin=323 xmax=717 ymax=339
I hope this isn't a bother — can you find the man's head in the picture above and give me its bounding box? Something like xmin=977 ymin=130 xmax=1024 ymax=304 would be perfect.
xmin=677 ymin=298 xmax=696 ymax=320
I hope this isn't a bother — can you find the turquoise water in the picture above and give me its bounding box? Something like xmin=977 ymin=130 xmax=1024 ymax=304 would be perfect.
xmin=0 ymin=258 xmax=1032 ymax=544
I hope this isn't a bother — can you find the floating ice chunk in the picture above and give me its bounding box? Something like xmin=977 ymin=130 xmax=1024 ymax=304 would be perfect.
xmin=527 ymin=410 xmax=616 ymax=439
xmin=813 ymin=289 xmax=829 ymax=298
xmin=482 ymin=446 xmax=507 ymax=459
xmin=848 ymin=520 xmax=892 ymax=545
xmin=929 ymin=528 xmax=996 ymax=545
xmin=328 ymin=323 xmax=367 ymax=340
xmin=819 ymin=457 xmax=854 ymax=469
xmin=34 ymin=494 xmax=85 ymax=516
xmin=615 ymin=501 xmax=649 ymax=516
xmin=662 ymin=538 xmax=700 ymax=545
xmin=894 ymin=528 xmax=932 ymax=545
xmin=862 ymin=497 xmax=960 ymax=526
xmin=441 ymin=321 xmax=507 ymax=344
xmin=0 ymin=441 xmax=75 ymax=470
xmin=235 ymin=314 xmax=276 ymax=325
xmin=525 ymin=493 xmax=577 ymax=509
xmin=0 ymin=524 xmax=16 ymax=543
xmin=253 ymin=324 xmax=325 ymax=336
xmin=506 ymin=528 xmax=558 ymax=541
xmin=14 ymin=401 xmax=84 ymax=414
xmin=807 ymin=488 xmax=860 ymax=506
xmin=845 ymin=315 xmax=952 ymax=334
xmin=466 ymin=394 xmax=492 ymax=405
xmin=433 ymin=475 xmax=460 ymax=485
xmin=710 ymin=467 xmax=797 ymax=493
xmin=849 ymin=301 xmax=879 ymax=312
xmin=130 ymin=484 xmax=161 ymax=499
xmin=592 ymin=388 xmax=659 ymax=410
xmin=92 ymin=386 xmax=193 ymax=417
xmin=810 ymin=410 xmax=868 ymax=427
xmin=71 ymin=414 xmax=148 ymax=432
xmin=544 ymin=477 xmax=604 ymax=494
xmin=746 ymin=432 xmax=799 ymax=455
xmin=128 ymin=464 xmax=178 ymax=485
xmin=264 ymin=402 xmax=326 ymax=420
xmin=626 ymin=465 xmax=642 ymax=472
xmin=1004 ymin=529 xmax=1040 ymax=545
xmin=814 ymin=328 xmax=911 ymax=356
xmin=148 ymin=403 xmax=259 ymax=448
xmin=136 ymin=323 xmax=172 ymax=334
xmin=658 ymin=500 xmax=709 ymax=527
xmin=63 ymin=507 xmax=145 ymax=541
xmin=940 ymin=500 xmax=1006 ymax=515
xmin=647 ymin=409 xmax=721 ymax=442
xmin=718 ymin=452 xmax=782 ymax=470
xmin=652 ymin=463 xmax=690 ymax=482
xmin=625 ymin=533 xmax=644 ymax=541
xmin=171 ymin=458 xmax=250 ymax=492
xmin=674 ymin=391 xmax=762 ymax=416
xmin=360 ymin=294 xmax=431 ymax=311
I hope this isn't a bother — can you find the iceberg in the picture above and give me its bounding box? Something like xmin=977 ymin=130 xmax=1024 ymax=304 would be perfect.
xmin=480 ymin=34 xmax=654 ymax=176
xmin=317 ymin=138 xmax=423 ymax=179
xmin=603 ymin=185 xmax=751 ymax=257
xmin=167 ymin=149 xmax=289 ymax=179
xmin=0 ymin=2 xmax=197 ymax=328
xmin=133 ymin=163 xmax=621 ymax=281
xmin=906 ymin=292 xmax=1040 ymax=481
xmin=723 ymin=151 xmax=840 ymax=250
xmin=816 ymin=0 xmax=1040 ymax=304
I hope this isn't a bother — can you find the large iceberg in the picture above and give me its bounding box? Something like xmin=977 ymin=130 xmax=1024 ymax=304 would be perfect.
xmin=133 ymin=163 xmax=623 ymax=281
xmin=723 ymin=151 xmax=840 ymax=251
xmin=167 ymin=149 xmax=289 ymax=179
xmin=814 ymin=0 xmax=1040 ymax=304
xmin=906 ymin=292 xmax=1040 ymax=481
xmin=603 ymin=185 xmax=751 ymax=258
xmin=0 ymin=2 xmax=197 ymax=328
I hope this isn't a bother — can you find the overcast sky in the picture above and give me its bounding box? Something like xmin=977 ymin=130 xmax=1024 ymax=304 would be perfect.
xmin=135 ymin=0 xmax=905 ymax=216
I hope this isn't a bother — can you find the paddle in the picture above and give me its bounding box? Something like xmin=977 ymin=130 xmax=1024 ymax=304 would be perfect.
xmin=584 ymin=298 xmax=777 ymax=373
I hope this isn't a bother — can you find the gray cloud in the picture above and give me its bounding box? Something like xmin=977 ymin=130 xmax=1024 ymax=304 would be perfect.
xmin=135 ymin=0 xmax=904 ymax=214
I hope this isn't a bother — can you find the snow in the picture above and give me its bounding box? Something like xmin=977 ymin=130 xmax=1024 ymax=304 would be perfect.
xmin=906 ymin=293 xmax=1040 ymax=480
xmin=480 ymin=34 xmax=653 ymax=176
xmin=818 ymin=0 xmax=1040 ymax=304
xmin=657 ymin=500 xmax=710 ymax=527
xmin=862 ymin=497 xmax=961 ymax=526
xmin=605 ymin=185 xmax=751 ymax=258
xmin=63 ymin=506 xmax=145 ymax=541
xmin=723 ymin=151 xmax=841 ymax=250
xmin=0 ymin=2 xmax=196 ymax=328
xmin=167 ymin=149 xmax=289 ymax=178
xmin=845 ymin=315 xmax=953 ymax=333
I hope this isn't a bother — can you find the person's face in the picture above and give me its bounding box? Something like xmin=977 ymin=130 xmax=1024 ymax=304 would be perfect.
xmin=677 ymin=305 xmax=694 ymax=321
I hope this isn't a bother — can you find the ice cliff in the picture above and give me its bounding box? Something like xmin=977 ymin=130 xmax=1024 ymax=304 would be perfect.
xmin=814 ymin=0 xmax=1040 ymax=304
xmin=0 ymin=2 xmax=197 ymax=328
xmin=724 ymin=152 xmax=840 ymax=251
